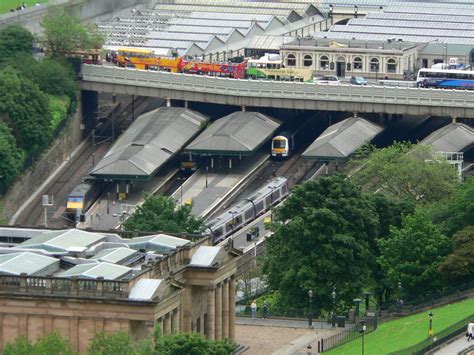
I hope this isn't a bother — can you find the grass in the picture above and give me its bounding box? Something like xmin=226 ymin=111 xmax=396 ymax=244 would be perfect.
xmin=0 ymin=0 xmax=48 ymax=15
xmin=326 ymin=297 xmax=474 ymax=355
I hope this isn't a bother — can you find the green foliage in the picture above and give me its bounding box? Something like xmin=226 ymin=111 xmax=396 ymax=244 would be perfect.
xmin=155 ymin=332 xmax=235 ymax=355
xmin=88 ymin=331 xmax=136 ymax=355
xmin=3 ymin=336 xmax=34 ymax=355
xmin=0 ymin=67 xmax=51 ymax=156
xmin=41 ymin=9 xmax=104 ymax=58
xmin=0 ymin=1 xmax=48 ymax=15
xmin=263 ymin=175 xmax=379 ymax=310
xmin=49 ymin=95 xmax=70 ymax=131
xmin=429 ymin=176 xmax=474 ymax=236
xmin=350 ymin=142 xmax=459 ymax=205
xmin=438 ymin=225 xmax=474 ymax=284
xmin=0 ymin=119 xmax=25 ymax=193
xmin=3 ymin=332 xmax=72 ymax=355
xmin=124 ymin=194 xmax=204 ymax=234
xmin=0 ymin=25 xmax=34 ymax=64
xmin=378 ymin=209 xmax=450 ymax=299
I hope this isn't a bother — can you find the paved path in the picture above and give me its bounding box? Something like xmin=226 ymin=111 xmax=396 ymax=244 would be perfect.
xmin=433 ymin=335 xmax=474 ymax=355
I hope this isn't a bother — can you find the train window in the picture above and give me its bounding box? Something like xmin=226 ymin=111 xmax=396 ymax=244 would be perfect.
xmin=265 ymin=196 xmax=272 ymax=206
xmin=272 ymin=190 xmax=281 ymax=200
xmin=273 ymin=139 xmax=286 ymax=148
xmin=245 ymin=209 xmax=254 ymax=220
xmin=235 ymin=215 xmax=242 ymax=225
xmin=255 ymin=201 xmax=264 ymax=212
xmin=282 ymin=184 xmax=288 ymax=194
xmin=213 ymin=227 xmax=223 ymax=238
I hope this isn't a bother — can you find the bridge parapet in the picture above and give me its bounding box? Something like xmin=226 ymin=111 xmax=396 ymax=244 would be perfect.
xmin=81 ymin=65 xmax=474 ymax=118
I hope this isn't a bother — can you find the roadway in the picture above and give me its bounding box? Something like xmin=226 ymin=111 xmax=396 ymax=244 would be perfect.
xmin=81 ymin=65 xmax=474 ymax=117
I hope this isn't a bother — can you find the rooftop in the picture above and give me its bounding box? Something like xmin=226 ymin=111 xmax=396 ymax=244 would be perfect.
xmin=303 ymin=116 xmax=383 ymax=160
xmin=58 ymin=262 xmax=133 ymax=280
xmin=91 ymin=107 xmax=207 ymax=180
xmin=185 ymin=111 xmax=281 ymax=156
xmin=0 ymin=252 xmax=59 ymax=276
xmin=127 ymin=234 xmax=191 ymax=253
xmin=421 ymin=123 xmax=474 ymax=152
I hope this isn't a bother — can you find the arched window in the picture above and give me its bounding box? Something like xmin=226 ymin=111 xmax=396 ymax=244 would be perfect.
xmin=353 ymin=57 xmax=363 ymax=70
xmin=287 ymin=54 xmax=296 ymax=66
xmin=370 ymin=58 xmax=379 ymax=72
xmin=320 ymin=55 xmax=329 ymax=70
xmin=387 ymin=58 xmax=397 ymax=73
xmin=303 ymin=55 xmax=313 ymax=67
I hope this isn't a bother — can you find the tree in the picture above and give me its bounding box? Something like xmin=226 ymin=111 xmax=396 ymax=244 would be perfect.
xmin=3 ymin=332 xmax=72 ymax=355
xmin=378 ymin=209 xmax=450 ymax=300
xmin=0 ymin=68 xmax=51 ymax=156
xmin=124 ymin=194 xmax=204 ymax=234
xmin=429 ymin=176 xmax=474 ymax=236
xmin=88 ymin=331 xmax=138 ymax=355
xmin=438 ymin=225 xmax=474 ymax=284
xmin=350 ymin=142 xmax=459 ymax=205
xmin=0 ymin=25 xmax=34 ymax=65
xmin=262 ymin=175 xmax=379 ymax=311
xmin=41 ymin=9 xmax=104 ymax=58
xmin=155 ymin=332 xmax=235 ymax=355
xmin=0 ymin=119 xmax=25 ymax=193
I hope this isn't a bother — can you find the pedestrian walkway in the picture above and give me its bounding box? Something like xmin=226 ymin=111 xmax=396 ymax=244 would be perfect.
xmin=237 ymin=317 xmax=353 ymax=331
xmin=432 ymin=335 xmax=474 ymax=355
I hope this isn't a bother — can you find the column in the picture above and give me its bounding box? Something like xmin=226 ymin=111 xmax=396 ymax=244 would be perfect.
xmin=182 ymin=288 xmax=191 ymax=332
xmin=207 ymin=287 xmax=216 ymax=340
xmin=172 ymin=308 xmax=179 ymax=333
xmin=229 ymin=277 xmax=236 ymax=341
xmin=222 ymin=279 xmax=229 ymax=339
xmin=164 ymin=314 xmax=171 ymax=335
xmin=215 ymin=283 xmax=222 ymax=339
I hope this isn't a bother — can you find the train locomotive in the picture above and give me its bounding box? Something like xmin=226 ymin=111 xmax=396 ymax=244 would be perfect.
xmin=205 ymin=177 xmax=289 ymax=244
xmin=66 ymin=179 xmax=104 ymax=222
xmin=271 ymin=131 xmax=295 ymax=158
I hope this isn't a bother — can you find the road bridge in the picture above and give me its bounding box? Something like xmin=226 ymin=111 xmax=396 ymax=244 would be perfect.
xmin=81 ymin=65 xmax=474 ymax=118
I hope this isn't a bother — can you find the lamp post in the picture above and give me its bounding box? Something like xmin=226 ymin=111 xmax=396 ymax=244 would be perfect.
xmin=359 ymin=320 xmax=367 ymax=355
xmin=363 ymin=292 xmax=371 ymax=315
xmin=331 ymin=289 xmax=336 ymax=327
xmin=354 ymin=298 xmax=362 ymax=318
xmin=205 ymin=166 xmax=209 ymax=188
xmin=308 ymin=289 xmax=314 ymax=328
xmin=428 ymin=312 xmax=434 ymax=338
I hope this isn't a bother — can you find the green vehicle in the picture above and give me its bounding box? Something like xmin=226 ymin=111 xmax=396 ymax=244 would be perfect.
xmin=246 ymin=54 xmax=314 ymax=82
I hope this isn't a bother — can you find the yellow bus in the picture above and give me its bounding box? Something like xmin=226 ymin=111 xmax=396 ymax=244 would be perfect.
xmin=115 ymin=48 xmax=182 ymax=72
xmin=246 ymin=54 xmax=314 ymax=82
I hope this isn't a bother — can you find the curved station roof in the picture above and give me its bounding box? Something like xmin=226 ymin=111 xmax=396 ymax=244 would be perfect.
xmin=303 ymin=116 xmax=383 ymax=160
xmin=91 ymin=108 xmax=207 ymax=180
xmin=185 ymin=111 xmax=281 ymax=156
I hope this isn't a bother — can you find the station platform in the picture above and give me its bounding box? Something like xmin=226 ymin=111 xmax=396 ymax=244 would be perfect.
xmin=171 ymin=152 xmax=269 ymax=218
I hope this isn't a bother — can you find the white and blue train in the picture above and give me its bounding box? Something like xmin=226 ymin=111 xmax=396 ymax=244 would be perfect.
xmin=416 ymin=68 xmax=474 ymax=89
xmin=205 ymin=177 xmax=289 ymax=244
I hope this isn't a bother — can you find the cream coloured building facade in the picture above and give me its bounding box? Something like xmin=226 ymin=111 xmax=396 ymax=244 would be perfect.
xmin=0 ymin=228 xmax=241 ymax=352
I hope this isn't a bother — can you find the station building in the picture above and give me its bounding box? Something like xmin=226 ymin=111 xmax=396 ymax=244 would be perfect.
xmin=0 ymin=227 xmax=241 ymax=352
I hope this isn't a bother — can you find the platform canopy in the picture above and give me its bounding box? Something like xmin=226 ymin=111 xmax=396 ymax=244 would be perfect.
xmin=184 ymin=111 xmax=281 ymax=156
xmin=303 ymin=116 xmax=383 ymax=160
xmin=91 ymin=108 xmax=208 ymax=180
xmin=421 ymin=123 xmax=474 ymax=152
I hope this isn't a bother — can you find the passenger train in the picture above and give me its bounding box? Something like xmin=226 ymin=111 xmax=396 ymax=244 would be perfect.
xmin=416 ymin=68 xmax=474 ymax=89
xmin=66 ymin=179 xmax=105 ymax=222
xmin=205 ymin=177 xmax=289 ymax=244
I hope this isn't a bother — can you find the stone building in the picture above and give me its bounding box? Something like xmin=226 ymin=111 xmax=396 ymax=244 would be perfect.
xmin=280 ymin=38 xmax=419 ymax=80
xmin=0 ymin=228 xmax=241 ymax=352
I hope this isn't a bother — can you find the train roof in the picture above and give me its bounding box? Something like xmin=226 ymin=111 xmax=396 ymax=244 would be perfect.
xmin=418 ymin=68 xmax=474 ymax=75
xmin=246 ymin=177 xmax=287 ymax=201
xmin=68 ymin=182 xmax=94 ymax=197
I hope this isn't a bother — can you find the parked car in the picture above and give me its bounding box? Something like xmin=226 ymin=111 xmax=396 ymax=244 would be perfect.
xmin=314 ymin=75 xmax=340 ymax=85
xmin=350 ymin=76 xmax=368 ymax=85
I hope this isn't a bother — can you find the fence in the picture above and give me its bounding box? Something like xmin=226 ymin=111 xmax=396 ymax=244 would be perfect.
xmin=320 ymin=316 xmax=378 ymax=352
xmin=388 ymin=313 xmax=474 ymax=355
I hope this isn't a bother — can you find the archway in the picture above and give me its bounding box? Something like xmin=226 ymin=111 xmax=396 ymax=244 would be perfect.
xmin=336 ymin=56 xmax=346 ymax=77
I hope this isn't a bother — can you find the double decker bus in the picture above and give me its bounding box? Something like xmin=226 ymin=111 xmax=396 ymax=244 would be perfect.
xmin=246 ymin=54 xmax=314 ymax=82
xmin=116 ymin=48 xmax=182 ymax=72
xmin=180 ymin=60 xmax=246 ymax=79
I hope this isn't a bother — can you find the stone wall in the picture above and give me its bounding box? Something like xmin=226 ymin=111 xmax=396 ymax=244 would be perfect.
xmin=3 ymin=100 xmax=84 ymax=223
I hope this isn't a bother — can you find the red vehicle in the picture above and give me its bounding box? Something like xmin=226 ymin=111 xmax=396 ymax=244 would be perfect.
xmin=179 ymin=60 xmax=246 ymax=79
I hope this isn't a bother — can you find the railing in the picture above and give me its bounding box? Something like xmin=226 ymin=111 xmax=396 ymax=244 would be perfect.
xmin=388 ymin=313 xmax=474 ymax=355
xmin=320 ymin=316 xmax=378 ymax=352
xmin=81 ymin=65 xmax=474 ymax=110
xmin=0 ymin=274 xmax=129 ymax=298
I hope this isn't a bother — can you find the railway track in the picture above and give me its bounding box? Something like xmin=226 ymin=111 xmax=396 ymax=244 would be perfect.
xmin=16 ymin=96 xmax=158 ymax=227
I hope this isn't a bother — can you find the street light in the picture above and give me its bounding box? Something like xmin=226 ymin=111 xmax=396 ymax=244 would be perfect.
xmin=308 ymin=289 xmax=314 ymax=328
xmin=331 ymin=288 xmax=337 ymax=327
xmin=205 ymin=166 xmax=209 ymax=188
xmin=363 ymin=292 xmax=371 ymax=315
xmin=428 ymin=312 xmax=434 ymax=338
xmin=359 ymin=320 xmax=367 ymax=355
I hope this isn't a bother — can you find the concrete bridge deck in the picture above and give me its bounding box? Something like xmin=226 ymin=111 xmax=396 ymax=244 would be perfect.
xmin=81 ymin=65 xmax=474 ymax=118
